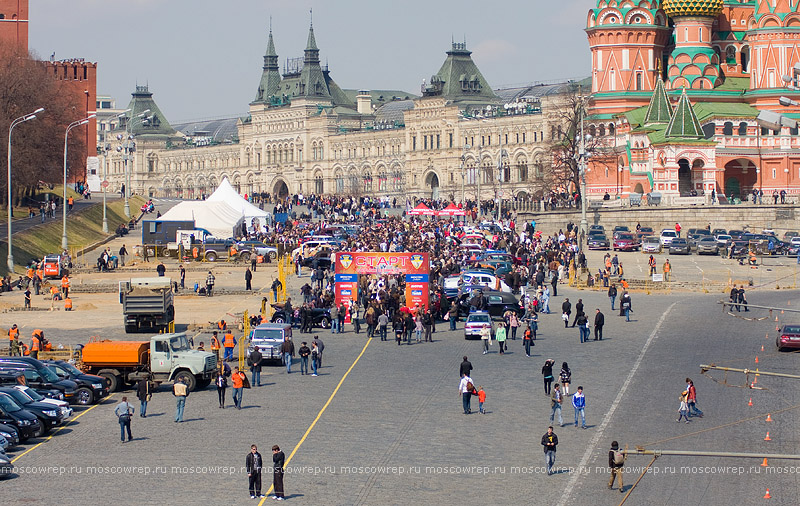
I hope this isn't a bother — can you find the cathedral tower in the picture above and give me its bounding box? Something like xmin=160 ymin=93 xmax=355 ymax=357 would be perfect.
xmin=663 ymin=0 xmax=724 ymax=89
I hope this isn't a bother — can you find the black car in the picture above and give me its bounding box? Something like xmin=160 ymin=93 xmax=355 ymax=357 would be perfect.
xmin=301 ymin=250 xmax=333 ymax=270
xmin=0 ymin=372 xmax=64 ymax=401
xmin=42 ymin=360 xmax=108 ymax=405
xmin=587 ymin=234 xmax=610 ymax=250
xmin=0 ymin=389 xmax=62 ymax=434
xmin=0 ymin=393 xmax=41 ymax=441
xmin=271 ymin=304 xmax=332 ymax=329
xmin=456 ymin=290 xmax=522 ymax=319
xmin=0 ymin=358 xmax=78 ymax=404
xmin=0 ymin=422 xmax=20 ymax=448
xmin=668 ymin=238 xmax=691 ymax=255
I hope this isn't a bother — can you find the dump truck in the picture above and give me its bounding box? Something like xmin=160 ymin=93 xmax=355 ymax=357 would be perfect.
xmin=120 ymin=278 xmax=175 ymax=333
xmin=80 ymin=333 xmax=217 ymax=392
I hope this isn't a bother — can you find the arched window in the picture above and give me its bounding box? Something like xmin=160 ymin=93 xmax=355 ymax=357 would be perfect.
xmin=738 ymin=122 xmax=748 ymax=136
xmin=517 ymin=159 xmax=528 ymax=182
xmin=636 ymin=72 xmax=643 ymax=91
xmin=599 ymin=124 xmax=606 ymax=136
xmin=723 ymin=122 xmax=734 ymax=136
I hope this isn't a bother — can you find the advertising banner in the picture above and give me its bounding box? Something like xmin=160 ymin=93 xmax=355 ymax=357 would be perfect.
xmin=334 ymin=252 xmax=430 ymax=313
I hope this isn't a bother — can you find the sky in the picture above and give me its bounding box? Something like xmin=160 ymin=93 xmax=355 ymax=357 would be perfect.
xmin=29 ymin=0 xmax=593 ymax=123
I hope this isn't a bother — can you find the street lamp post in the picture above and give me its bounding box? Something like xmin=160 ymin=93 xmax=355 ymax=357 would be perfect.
xmin=99 ymin=143 xmax=109 ymax=233
xmin=577 ymin=99 xmax=589 ymax=251
xmin=119 ymin=109 xmax=150 ymax=218
xmin=7 ymin=107 xmax=44 ymax=272
xmin=63 ymin=115 xmax=95 ymax=250
xmin=460 ymin=143 xmax=470 ymax=205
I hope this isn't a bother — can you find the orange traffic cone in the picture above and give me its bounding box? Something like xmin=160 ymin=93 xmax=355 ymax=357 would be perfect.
xmin=766 ymin=413 xmax=773 ymax=422
xmin=764 ymin=431 xmax=771 ymax=441
xmin=776 ymin=316 xmax=779 ymax=321
xmin=755 ymin=356 xmax=759 ymax=364
xmin=761 ymin=345 xmax=765 ymax=352
xmin=761 ymin=458 xmax=769 ymax=467
xmin=748 ymin=397 xmax=753 ymax=406
xmin=753 ymin=375 xmax=758 ymax=385
xmin=763 ymin=488 xmax=771 ymax=499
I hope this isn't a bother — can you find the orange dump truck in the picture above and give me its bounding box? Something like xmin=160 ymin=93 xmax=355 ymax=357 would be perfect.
xmin=80 ymin=333 xmax=217 ymax=392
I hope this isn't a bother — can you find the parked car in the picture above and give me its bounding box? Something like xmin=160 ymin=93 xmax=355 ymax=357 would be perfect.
xmin=659 ymin=229 xmax=678 ymax=246
xmin=247 ymin=323 xmax=293 ymax=363
xmin=696 ymin=237 xmax=720 ymax=255
xmin=782 ymin=231 xmax=798 ymax=241
xmin=0 ymin=389 xmax=63 ymax=434
xmin=8 ymin=385 xmax=71 ymax=420
xmin=241 ymin=242 xmax=278 ymax=261
xmin=714 ymin=234 xmax=732 ymax=247
xmin=636 ymin=227 xmax=654 ymax=240
xmin=0 ymin=358 xmax=78 ymax=404
xmin=587 ymin=234 xmax=610 ymax=250
xmin=711 ymin=228 xmax=728 ymax=237
xmin=613 ymin=233 xmax=639 ymax=251
xmin=0 ymin=423 xmax=19 ymax=448
xmin=0 ymin=451 xmax=12 ymax=478
xmin=668 ymin=238 xmax=690 ymax=255
xmin=641 ymin=236 xmax=661 ymax=253
xmin=270 ymin=304 xmax=331 ymax=329
xmin=301 ymin=250 xmax=333 ymax=270
xmin=0 ymin=372 xmax=64 ymax=401
xmin=588 ymin=224 xmax=605 ymax=233
xmin=613 ymin=226 xmax=630 ymax=233
xmin=0 ymin=392 xmax=42 ymax=441
xmin=41 ymin=360 xmax=108 ymax=405
xmin=464 ymin=311 xmax=494 ymax=340
xmin=776 ymin=324 xmax=800 ymax=351
xmin=686 ymin=233 xmax=705 ymax=250
xmin=456 ymin=290 xmax=522 ymax=319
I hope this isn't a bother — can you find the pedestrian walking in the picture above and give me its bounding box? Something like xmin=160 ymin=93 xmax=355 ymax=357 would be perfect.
xmin=523 ymin=324 xmax=534 ymax=357
xmin=232 ymin=367 xmax=246 ymax=409
xmin=608 ymin=441 xmax=625 ymax=492
xmin=246 ymin=444 xmax=264 ymax=499
xmin=249 ymin=347 xmax=263 ymax=386
xmin=281 ymin=336 xmax=295 ymax=373
xmin=422 ymin=309 xmax=433 ymax=342
xmin=608 ymin=284 xmax=617 ymax=310
xmin=136 ymin=378 xmax=151 ymax=418
xmin=156 ymin=262 xmax=166 ymax=277
xmin=460 ymin=356 xmax=473 ymax=377
xmin=223 ymin=330 xmax=237 ymax=362
xmin=686 ymin=378 xmax=704 ymax=417
xmin=561 ymin=298 xmax=571 ymax=328
xmin=458 ymin=373 xmax=475 ymax=414
xmin=576 ymin=312 xmax=589 ymax=343
xmin=550 ymin=383 xmax=564 ymax=426
xmin=173 ymin=377 xmax=188 ymax=422
xmin=310 ymin=341 xmax=320 ymax=376
xmin=312 ymin=335 xmax=324 ymax=367
xmin=495 ymin=323 xmax=507 ymax=354
xmin=216 ymin=369 xmax=228 ymax=408
xmin=508 ymin=312 xmax=519 ymax=340
xmin=559 ymin=363 xmax=572 ymax=395
xmin=378 ymin=311 xmax=389 ymax=341
xmin=114 ymin=396 xmax=135 ymax=443
xmin=594 ymin=309 xmax=605 ymax=340
xmin=677 ymin=391 xmax=690 ymax=423
xmin=119 ymin=244 xmax=128 ymax=266
xmin=448 ymin=302 xmax=458 ymax=331
xmin=572 ymin=386 xmax=586 ymax=429
xmin=330 ymin=304 xmax=339 ymax=334
xmin=480 ymin=324 xmax=491 ymax=354
xmin=571 ymin=299 xmax=584 ymax=328
xmin=541 ymin=426 xmax=559 ymax=475
xmin=245 ymin=268 xmax=253 ymax=291
xmin=272 ymin=445 xmax=286 ymax=500
xmin=542 ymin=359 xmax=555 ymax=395
xmin=477 ymin=386 xmax=487 ymax=414
xmin=738 ymin=285 xmax=749 ymax=312
xmin=179 ymin=264 xmax=186 ymax=289
xmin=620 ymin=291 xmax=632 ymax=322
xmin=298 ymin=342 xmax=310 ymax=375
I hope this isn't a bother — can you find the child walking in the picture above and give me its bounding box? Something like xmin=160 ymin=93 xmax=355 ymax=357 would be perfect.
xmin=677 ymin=391 xmax=690 ymax=423
xmin=477 ymin=386 xmax=486 ymax=414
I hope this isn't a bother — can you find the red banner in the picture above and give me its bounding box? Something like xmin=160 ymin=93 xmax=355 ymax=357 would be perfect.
xmin=335 ymin=252 xmax=429 ymax=276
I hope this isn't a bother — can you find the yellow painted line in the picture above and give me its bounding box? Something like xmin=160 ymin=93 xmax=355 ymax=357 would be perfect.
xmin=258 ymin=337 xmax=373 ymax=505
xmin=10 ymin=399 xmax=106 ymax=463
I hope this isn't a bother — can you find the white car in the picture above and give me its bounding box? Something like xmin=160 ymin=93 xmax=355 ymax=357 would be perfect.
xmin=443 ymin=272 xmax=512 ymax=293
xmin=791 ymin=237 xmax=800 ymax=247
xmin=10 ymin=385 xmax=73 ymax=420
xmin=659 ymin=229 xmax=678 ymax=246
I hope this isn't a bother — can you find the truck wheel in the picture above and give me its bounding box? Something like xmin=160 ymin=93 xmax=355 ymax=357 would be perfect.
xmin=174 ymin=371 xmax=197 ymax=392
xmin=320 ymin=316 xmax=331 ymax=329
xmin=98 ymin=372 xmax=120 ymax=393
xmin=239 ymin=252 xmax=251 ymax=263
xmin=205 ymin=251 xmax=217 ymax=262
xmin=124 ymin=324 xmax=137 ymax=333
xmin=75 ymin=387 xmax=94 ymax=405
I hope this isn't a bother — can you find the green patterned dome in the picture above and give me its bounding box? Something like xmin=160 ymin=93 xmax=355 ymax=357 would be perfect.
xmin=663 ymin=0 xmax=723 ymax=17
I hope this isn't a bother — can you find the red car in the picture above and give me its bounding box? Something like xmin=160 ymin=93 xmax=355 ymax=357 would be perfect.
xmin=612 ymin=233 xmax=639 ymax=251
xmin=776 ymin=325 xmax=800 ymax=351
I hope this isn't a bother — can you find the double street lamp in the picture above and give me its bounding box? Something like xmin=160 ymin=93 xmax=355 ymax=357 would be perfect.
xmin=118 ymin=109 xmax=150 ymax=218
xmin=7 ymin=107 xmax=44 ymax=272
xmin=62 ymin=114 xmax=96 ymax=250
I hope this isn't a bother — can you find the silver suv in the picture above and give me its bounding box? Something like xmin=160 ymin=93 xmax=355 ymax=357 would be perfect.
xmin=247 ymin=323 xmax=292 ymax=363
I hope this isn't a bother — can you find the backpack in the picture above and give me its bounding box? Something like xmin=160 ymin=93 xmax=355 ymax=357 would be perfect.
xmin=613 ymin=450 xmax=625 ymax=465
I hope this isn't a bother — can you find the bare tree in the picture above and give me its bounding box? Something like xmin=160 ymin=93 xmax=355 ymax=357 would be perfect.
xmin=0 ymin=43 xmax=86 ymax=206
xmin=544 ymin=85 xmax=616 ymax=199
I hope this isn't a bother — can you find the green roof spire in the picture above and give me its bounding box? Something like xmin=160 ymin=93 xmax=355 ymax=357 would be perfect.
xmin=252 ymin=24 xmax=282 ymax=104
xmin=665 ymin=88 xmax=704 ymax=139
xmin=644 ymin=77 xmax=672 ymax=125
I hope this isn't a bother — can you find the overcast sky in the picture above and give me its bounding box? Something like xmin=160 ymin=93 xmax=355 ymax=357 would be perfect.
xmin=30 ymin=0 xmax=593 ymax=122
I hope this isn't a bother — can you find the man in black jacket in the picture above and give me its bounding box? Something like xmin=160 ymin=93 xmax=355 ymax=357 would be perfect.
xmin=541 ymin=426 xmax=559 ymax=475
xmin=460 ymin=356 xmax=473 ymax=377
xmin=249 ymin=348 xmax=263 ymax=387
xmin=246 ymin=444 xmax=264 ymax=499
xmin=594 ymin=309 xmax=605 ymax=341
xmin=571 ymin=298 xmax=584 ymax=327
xmin=562 ymin=298 xmax=571 ymax=328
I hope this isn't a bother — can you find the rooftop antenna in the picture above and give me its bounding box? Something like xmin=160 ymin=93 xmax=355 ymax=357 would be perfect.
xmin=310 ymin=8 xmax=313 ymax=28
xmin=269 ymin=15 xmax=272 ymax=32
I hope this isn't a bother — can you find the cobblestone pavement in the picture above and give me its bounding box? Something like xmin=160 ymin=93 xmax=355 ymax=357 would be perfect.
xmin=4 ymin=264 xmax=800 ymax=504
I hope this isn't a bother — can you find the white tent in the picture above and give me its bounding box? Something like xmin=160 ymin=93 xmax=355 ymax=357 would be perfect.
xmin=207 ymin=177 xmax=268 ymax=230
xmin=157 ymin=200 xmax=244 ymax=239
